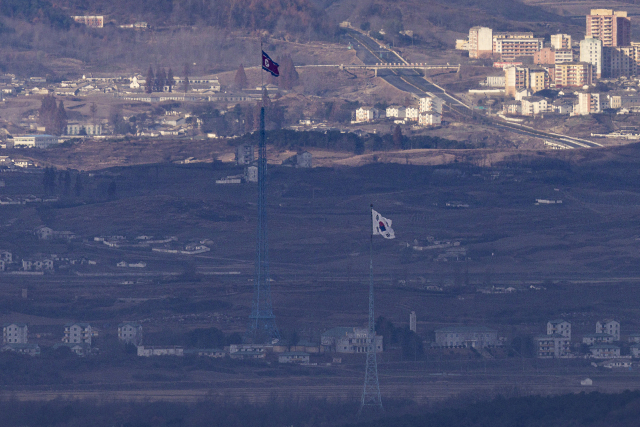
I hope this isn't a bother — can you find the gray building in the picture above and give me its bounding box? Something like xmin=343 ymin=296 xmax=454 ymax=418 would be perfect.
xmin=3 ymin=323 xmax=28 ymax=344
xmin=434 ymin=326 xmax=499 ymax=348
xmin=235 ymin=144 xmax=254 ymax=165
xmin=321 ymin=327 xmax=383 ymax=354
xmin=535 ymin=333 xmax=570 ymax=358
xmin=118 ymin=322 xmax=143 ymax=346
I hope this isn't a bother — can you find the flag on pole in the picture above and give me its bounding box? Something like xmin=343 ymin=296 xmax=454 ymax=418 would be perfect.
xmin=372 ymin=209 xmax=395 ymax=239
xmin=262 ymin=51 xmax=280 ymax=77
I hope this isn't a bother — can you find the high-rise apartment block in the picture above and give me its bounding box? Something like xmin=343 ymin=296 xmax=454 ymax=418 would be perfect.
xmin=493 ymin=32 xmax=544 ymax=61
xmin=586 ymin=9 xmax=631 ymax=47
xmin=468 ymin=27 xmax=493 ymax=59
xmin=550 ymin=34 xmax=572 ymax=50
xmin=580 ymin=38 xmax=603 ymax=78
xmin=555 ymin=62 xmax=593 ymax=87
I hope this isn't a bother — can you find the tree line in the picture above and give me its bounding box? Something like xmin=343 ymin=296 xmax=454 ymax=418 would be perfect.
xmin=39 ymin=95 xmax=67 ymax=136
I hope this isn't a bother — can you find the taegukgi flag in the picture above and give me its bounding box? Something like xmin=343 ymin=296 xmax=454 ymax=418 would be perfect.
xmin=262 ymin=51 xmax=280 ymax=77
xmin=372 ymin=209 xmax=395 ymax=239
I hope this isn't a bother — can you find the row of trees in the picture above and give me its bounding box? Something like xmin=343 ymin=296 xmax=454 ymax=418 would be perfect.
xmin=39 ymin=95 xmax=67 ymax=135
xmin=145 ymin=66 xmax=176 ymax=93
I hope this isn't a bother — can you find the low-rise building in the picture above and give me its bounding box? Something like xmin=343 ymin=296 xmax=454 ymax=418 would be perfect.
xmin=590 ymin=344 xmax=620 ymax=359
xmin=22 ymin=258 xmax=53 ymax=271
xmin=54 ymin=342 xmax=91 ymax=356
xmin=582 ymin=333 xmax=614 ymax=345
xmin=137 ymin=345 xmax=184 ymax=356
xmin=66 ymin=123 xmax=102 ymax=136
xmin=534 ymin=333 xmax=571 ymax=358
xmin=502 ymin=101 xmax=521 ymax=115
xmin=321 ymin=327 xmax=383 ymax=353
xmin=229 ymin=344 xmax=266 ymax=359
xmin=631 ymin=343 xmax=640 ymax=357
xmin=521 ymin=96 xmax=548 ymax=116
xmin=596 ymin=320 xmax=620 ymax=341
xmin=118 ymin=322 xmax=143 ymax=346
xmin=386 ymin=106 xmax=406 ymax=119
xmin=355 ymin=107 xmax=382 ymax=123
xmin=13 ymin=135 xmax=59 ymax=148
xmin=599 ymin=359 xmax=632 ymax=369
xmin=0 ymin=251 xmax=11 ymax=263
xmin=2 ymin=343 xmax=40 ymax=356
xmin=3 ymin=323 xmax=28 ymax=344
xmin=628 ymin=333 xmax=640 ymax=343
xmin=278 ymin=352 xmax=310 ymax=364
xmin=184 ymin=349 xmax=225 ymax=358
xmin=418 ymin=112 xmax=441 ymax=126
xmin=434 ymin=326 xmax=500 ymax=348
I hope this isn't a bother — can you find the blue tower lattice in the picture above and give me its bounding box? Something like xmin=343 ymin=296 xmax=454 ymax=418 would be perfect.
xmin=246 ymin=106 xmax=280 ymax=344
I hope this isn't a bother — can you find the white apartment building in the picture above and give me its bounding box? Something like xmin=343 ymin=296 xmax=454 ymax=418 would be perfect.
xmin=355 ymin=107 xmax=382 ymax=123
xmin=434 ymin=326 xmax=500 ymax=348
xmin=596 ymin=320 xmax=620 ymax=341
xmin=551 ymin=34 xmax=572 ymax=50
xmin=547 ymin=319 xmax=571 ymax=339
xmin=418 ymin=112 xmax=441 ymax=126
xmin=405 ymin=107 xmax=419 ymax=121
xmin=580 ymin=38 xmax=603 ymax=78
xmin=535 ymin=334 xmax=571 ymax=358
xmin=321 ymin=327 xmax=383 ymax=353
xmin=505 ymin=66 xmax=529 ymax=96
xmin=468 ymin=26 xmax=493 ymax=58
xmin=493 ymin=34 xmax=544 ymax=61
xmin=386 ymin=106 xmax=406 ymax=119
xmin=590 ymin=344 xmax=620 ymax=359
xmin=3 ymin=323 xmax=28 ymax=344
xmin=13 ymin=135 xmax=59 ymax=148
xmin=575 ymin=92 xmax=608 ymax=115
xmin=554 ymin=49 xmax=574 ymax=64
xmin=66 ymin=123 xmax=102 ymax=136
xmin=63 ymin=323 xmax=93 ymax=345
xmin=486 ymin=75 xmax=506 ymax=87
xmin=419 ymin=96 xmax=443 ymax=114
xmin=521 ymin=96 xmax=548 ymax=116
xmin=118 ymin=322 xmax=143 ymax=345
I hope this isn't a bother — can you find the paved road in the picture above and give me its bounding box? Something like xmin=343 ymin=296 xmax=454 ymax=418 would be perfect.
xmin=344 ymin=30 xmax=601 ymax=149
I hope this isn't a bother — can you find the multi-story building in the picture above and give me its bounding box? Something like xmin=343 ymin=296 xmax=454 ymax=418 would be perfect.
xmin=0 ymin=250 xmax=12 ymax=263
xmin=555 ymin=62 xmax=593 ymax=87
xmin=493 ymin=33 xmax=544 ymax=61
xmin=534 ymin=48 xmax=556 ymax=65
xmin=554 ymin=49 xmax=574 ymax=64
xmin=419 ymin=96 xmax=443 ymax=114
xmin=63 ymin=323 xmax=93 ymax=345
xmin=13 ymin=135 xmax=58 ymax=148
xmin=596 ymin=320 xmax=620 ymax=341
xmin=118 ymin=322 xmax=143 ymax=346
xmin=575 ymin=92 xmax=608 ymax=115
xmin=21 ymin=258 xmax=54 ymax=271
xmin=502 ymin=101 xmax=521 ymax=115
xmin=434 ymin=326 xmax=500 ymax=348
xmin=468 ymin=26 xmax=493 ymax=59
xmin=521 ymin=96 xmax=548 ymax=116
xmin=3 ymin=323 xmax=27 ymax=344
xmin=547 ymin=319 xmax=571 ymax=339
xmin=355 ymin=107 xmax=382 ymax=123
xmin=72 ymin=16 xmax=104 ymax=28
xmin=529 ymin=69 xmax=550 ymax=93
xmin=66 ymin=123 xmax=102 ymax=136
xmin=551 ymin=34 xmax=572 ymax=50
xmin=386 ymin=106 xmax=406 ymax=119
xmin=580 ymin=38 xmax=603 ymax=78
xmin=321 ymin=327 xmax=383 ymax=353
xmin=405 ymin=107 xmax=419 ymax=121
xmin=609 ymin=92 xmax=640 ymax=109
xmin=418 ymin=112 xmax=441 ymax=126
xmin=235 ymin=144 xmax=254 ymax=165
xmin=582 ymin=333 xmax=614 ymax=345
xmin=586 ymin=9 xmax=631 ymax=47
xmin=505 ymin=66 xmax=530 ymax=96
xmin=535 ymin=334 xmax=571 ymax=358
xmin=590 ymin=344 xmax=620 ymax=358
xmin=606 ymin=46 xmax=638 ymax=78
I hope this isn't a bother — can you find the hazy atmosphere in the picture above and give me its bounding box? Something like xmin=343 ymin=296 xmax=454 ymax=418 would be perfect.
xmin=2 ymin=0 xmax=640 ymax=426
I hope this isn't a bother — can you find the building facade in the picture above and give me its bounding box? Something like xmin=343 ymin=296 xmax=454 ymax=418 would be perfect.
xmin=596 ymin=320 xmax=620 ymax=341
xmin=535 ymin=334 xmax=571 ymax=358
xmin=547 ymin=319 xmax=571 ymax=339
xmin=3 ymin=323 xmax=27 ymax=344
xmin=468 ymin=27 xmax=493 ymax=58
xmin=493 ymin=33 xmax=544 ymax=61
xmin=551 ymin=34 xmax=572 ymax=50
xmin=321 ymin=327 xmax=383 ymax=353
xmin=586 ymin=9 xmax=631 ymax=47
xmin=118 ymin=322 xmax=143 ymax=345
xmin=580 ymin=38 xmax=603 ymax=78
xmin=13 ymin=135 xmax=58 ymax=148
xmin=555 ymin=62 xmax=593 ymax=87
xmin=63 ymin=323 xmax=93 ymax=345
xmin=434 ymin=326 xmax=499 ymax=348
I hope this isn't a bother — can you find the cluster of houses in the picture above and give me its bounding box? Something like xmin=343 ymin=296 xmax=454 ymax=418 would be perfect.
xmin=1 ymin=323 xmax=384 ymax=365
xmin=354 ymin=95 xmax=444 ymax=127
xmin=534 ymin=319 xmax=640 ymax=366
xmin=95 ymin=234 xmax=211 ymax=256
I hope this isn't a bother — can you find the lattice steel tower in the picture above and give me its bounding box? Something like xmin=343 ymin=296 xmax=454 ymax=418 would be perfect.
xmin=359 ymin=210 xmax=383 ymax=415
xmin=246 ymin=106 xmax=280 ymax=343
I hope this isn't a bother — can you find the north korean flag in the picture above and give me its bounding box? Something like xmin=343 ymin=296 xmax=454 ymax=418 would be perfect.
xmin=262 ymin=51 xmax=280 ymax=77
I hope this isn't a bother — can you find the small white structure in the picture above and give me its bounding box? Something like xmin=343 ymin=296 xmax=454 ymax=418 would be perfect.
xmin=596 ymin=320 xmax=620 ymax=341
xmin=118 ymin=322 xmax=143 ymax=346
xmin=63 ymin=323 xmax=93 ymax=345
xmin=278 ymin=352 xmax=310 ymax=364
xmin=13 ymin=135 xmax=58 ymax=148
xmin=3 ymin=323 xmax=28 ymax=344
xmin=600 ymin=359 xmax=632 ymax=369
xmin=137 ymin=346 xmax=184 ymax=357
xmin=580 ymin=378 xmax=593 ymax=386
